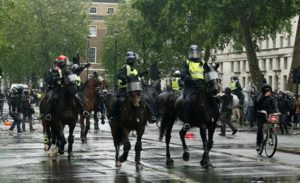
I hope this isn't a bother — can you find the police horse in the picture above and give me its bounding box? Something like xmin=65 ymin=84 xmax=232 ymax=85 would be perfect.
xmin=106 ymin=80 xmax=151 ymax=170
xmin=158 ymin=63 xmax=221 ymax=169
xmin=79 ymin=72 xmax=104 ymax=143
xmin=41 ymin=73 xmax=103 ymax=158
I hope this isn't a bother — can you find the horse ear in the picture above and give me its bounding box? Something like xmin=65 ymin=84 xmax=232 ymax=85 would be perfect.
xmin=203 ymin=62 xmax=210 ymax=72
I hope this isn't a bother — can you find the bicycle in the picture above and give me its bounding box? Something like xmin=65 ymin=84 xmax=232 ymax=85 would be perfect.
xmin=257 ymin=110 xmax=281 ymax=158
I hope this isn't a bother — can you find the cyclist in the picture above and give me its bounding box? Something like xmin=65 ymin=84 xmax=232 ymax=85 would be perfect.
xmin=255 ymin=84 xmax=279 ymax=151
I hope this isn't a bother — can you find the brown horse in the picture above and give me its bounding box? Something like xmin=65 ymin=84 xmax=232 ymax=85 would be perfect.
xmin=79 ymin=72 xmax=104 ymax=143
xmin=106 ymin=83 xmax=150 ymax=170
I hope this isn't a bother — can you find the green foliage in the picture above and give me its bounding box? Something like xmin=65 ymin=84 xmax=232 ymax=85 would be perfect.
xmin=0 ymin=0 xmax=90 ymax=84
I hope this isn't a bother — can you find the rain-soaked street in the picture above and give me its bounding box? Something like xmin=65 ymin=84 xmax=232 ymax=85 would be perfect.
xmin=1 ymin=105 xmax=300 ymax=183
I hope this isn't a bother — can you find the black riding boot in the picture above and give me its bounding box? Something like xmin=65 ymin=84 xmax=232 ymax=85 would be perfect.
xmin=74 ymin=94 xmax=90 ymax=118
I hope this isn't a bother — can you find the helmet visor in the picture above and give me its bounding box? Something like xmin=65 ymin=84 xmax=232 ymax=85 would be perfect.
xmin=189 ymin=50 xmax=200 ymax=59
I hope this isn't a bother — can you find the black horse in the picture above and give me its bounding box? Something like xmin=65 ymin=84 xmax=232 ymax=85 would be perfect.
xmin=106 ymin=81 xmax=150 ymax=170
xmin=158 ymin=63 xmax=221 ymax=169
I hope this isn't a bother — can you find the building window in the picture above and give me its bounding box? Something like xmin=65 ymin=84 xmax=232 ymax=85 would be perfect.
xmin=287 ymin=35 xmax=291 ymax=47
xmin=236 ymin=61 xmax=240 ymax=72
xmin=242 ymin=77 xmax=246 ymax=88
xmin=90 ymin=7 xmax=97 ymax=14
xmin=269 ymin=58 xmax=273 ymax=70
xmin=280 ymin=36 xmax=284 ymax=47
xmin=107 ymin=7 xmax=115 ymax=14
xmin=266 ymin=38 xmax=269 ymax=49
xmin=89 ymin=25 xmax=97 ymax=37
xmin=243 ymin=60 xmax=246 ymax=72
xmin=276 ymin=57 xmax=280 ymax=70
xmin=272 ymin=38 xmax=276 ymax=48
xmin=88 ymin=47 xmax=96 ymax=63
xmin=283 ymin=75 xmax=287 ymax=90
xmin=258 ymin=40 xmax=262 ymax=50
xmin=231 ymin=62 xmax=234 ymax=72
xmin=261 ymin=59 xmax=266 ymax=70
xmin=283 ymin=57 xmax=288 ymax=70
xmin=268 ymin=76 xmax=273 ymax=87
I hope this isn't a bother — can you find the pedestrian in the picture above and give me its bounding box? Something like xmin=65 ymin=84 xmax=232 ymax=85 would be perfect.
xmin=219 ymin=87 xmax=238 ymax=136
xmin=277 ymin=91 xmax=292 ymax=134
xmin=0 ymin=90 xmax=5 ymax=116
xmin=8 ymin=87 xmax=23 ymax=133
xmin=295 ymin=98 xmax=300 ymax=127
xmin=21 ymin=90 xmax=35 ymax=132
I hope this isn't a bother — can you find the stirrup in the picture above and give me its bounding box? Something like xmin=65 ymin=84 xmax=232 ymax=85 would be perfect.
xmin=149 ymin=116 xmax=157 ymax=124
xmin=45 ymin=114 xmax=52 ymax=121
xmin=183 ymin=123 xmax=190 ymax=131
xmin=83 ymin=111 xmax=90 ymax=118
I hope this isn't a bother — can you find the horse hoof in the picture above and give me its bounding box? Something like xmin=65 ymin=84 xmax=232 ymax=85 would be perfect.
xmin=58 ymin=149 xmax=64 ymax=155
xmin=118 ymin=156 xmax=127 ymax=163
xmin=116 ymin=161 xmax=122 ymax=167
xmin=136 ymin=163 xmax=143 ymax=171
xmin=68 ymin=153 xmax=74 ymax=160
xmin=182 ymin=151 xmax=190 ymax=161
xmin=81 ymin=137 xmax=87 ymax=143
xmin=206 ymin=164 xmax=214 ymax=170
xmin=166 ymin=158 xmax=174 ymax=166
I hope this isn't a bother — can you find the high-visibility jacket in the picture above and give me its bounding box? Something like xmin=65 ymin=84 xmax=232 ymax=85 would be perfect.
xmin=171 ymin=77 xmax=180 ymax=91
xmin=229 ymin=80 xmax=237 ymax=91
xmin=187 ymin=60 xmax=204 ymax=79
xmin=118 ymin=65 xmax=138 ymax=89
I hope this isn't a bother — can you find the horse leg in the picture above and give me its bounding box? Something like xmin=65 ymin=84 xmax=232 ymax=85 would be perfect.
xmin=199 ymin=124 xmax=213 ymax=169
xmin=83 ymin=116 xmax=90 ymax=141
xmin=135 ymin=127 xmax=145 ymax=170
xmin=165 ymin=115 xmax=176 ymax=166
xmin=56 ymin=125 xmax=66 ymax=156
xmin=67 ymin=123 xmax=76 ymax=160
xmin=80 ymin=115 xmax=87 ymax=143
xmin=119 ymin=129 xmax=131 ymax=163
xmin=179 ymin=124 xmax=190 ymax=161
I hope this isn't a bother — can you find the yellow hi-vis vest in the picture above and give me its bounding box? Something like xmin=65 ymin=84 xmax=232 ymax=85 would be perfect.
xmin=229 ymin=80 xmax=237 ymax=90
xmin=75 ymin=75 xmax=81 ymax=86
xmin=118 ymin=65 xmax=138 ymax=89
xmin=171 ymin=77 xmax=180 ymax=91
xmin=187 ymin=60 xmax=204 ymax=79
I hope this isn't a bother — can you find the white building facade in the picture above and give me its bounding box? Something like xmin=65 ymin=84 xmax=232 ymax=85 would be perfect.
xmin=213 ymin=16 xmax=299 ymax=91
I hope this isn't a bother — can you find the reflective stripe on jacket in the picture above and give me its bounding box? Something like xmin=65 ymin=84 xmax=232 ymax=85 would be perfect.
xmin=118 ymin=65 xmax=138 ymax=88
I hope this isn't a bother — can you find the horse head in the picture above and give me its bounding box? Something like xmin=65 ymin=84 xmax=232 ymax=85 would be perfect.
xmin=204 ymin=63 xmax=222 ymax=96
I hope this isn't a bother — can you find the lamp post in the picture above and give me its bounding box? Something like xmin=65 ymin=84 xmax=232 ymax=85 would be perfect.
xmin=87 ymin=36 xmax=91 ymax=80
xmin=114 ymin=31 xmax=118 ymax=92
xmin=187 ymin=11 xmax=192 ymax=46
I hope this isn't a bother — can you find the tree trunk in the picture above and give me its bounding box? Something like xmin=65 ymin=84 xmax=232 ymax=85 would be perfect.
xmin=287 ymin=16 xmax=300 ymax=93
xmin=239 ymin=17 xmax=264 ymax=90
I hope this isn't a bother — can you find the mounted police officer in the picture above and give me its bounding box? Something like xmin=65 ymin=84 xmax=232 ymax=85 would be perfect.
xmin=180 ymin=45 xmax=205 ymax=131
xmin=109 ymin=51 xmax=157 ymax=124
xmin=44 ymin=55 xmax=89 ymax=121
xmin=229 ymin=76 xmax=245 ymax=107
xmin=71 ymin=62 xmax=91 ymax=87
xmin=170 ymin=70 xmax=183 ymax=93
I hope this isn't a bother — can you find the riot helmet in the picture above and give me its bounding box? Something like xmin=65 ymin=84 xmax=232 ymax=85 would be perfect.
xmin=125 ymin=51 xmax=137 ymax=66
xmin=188 ymin=45 xmax=200 ymax=61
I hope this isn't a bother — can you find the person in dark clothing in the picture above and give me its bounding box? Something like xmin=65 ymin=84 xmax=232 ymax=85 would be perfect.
xmin=8 ymin=87 xmax=23 ymax=133
xmin=93 ymin=86 xmax=106 ymax=130
xmin=180 ymin=45 xmax=205 ymax=131
xmin=21 ymin=90 xmax=35 ymax=132
xmin=219 ymin=87 xmax=238 ymax=136
xmin=0 ymin=90 xmax=5 ymax=116
xmin=277 ymin=92 xmax=292 ymax=134
xmin=255 ymin=84 xmax=279 ymax=151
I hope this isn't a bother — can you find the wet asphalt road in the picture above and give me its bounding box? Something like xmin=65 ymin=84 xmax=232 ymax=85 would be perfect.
xmin=1 ymin=106 xmax=300 ymax=182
